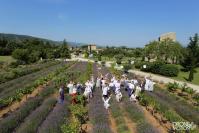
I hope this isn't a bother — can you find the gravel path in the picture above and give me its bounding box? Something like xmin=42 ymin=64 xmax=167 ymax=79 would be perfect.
xmin=69 ymin=58 xmax=199 ymax=93
xmin=129 ymin=70 xmax=199 ymax=93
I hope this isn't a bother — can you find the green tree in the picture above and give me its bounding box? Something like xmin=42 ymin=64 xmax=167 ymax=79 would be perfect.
xmin=12 ymin=49 xmax=29 ymax=63
xmin=58 ymin=40 xmax=71 ymax=58
xmin=182 ymin=33 xmax=199 ymax=81
xmin=28 ymin=50 xmax=41 ymax=63
xmin=144 ymin=41 xmax=159 ymax=61
xmin=97 ymin=53 xmax=102 ymax=61
xmin=115 ymin=54 xmax=124 ymax=64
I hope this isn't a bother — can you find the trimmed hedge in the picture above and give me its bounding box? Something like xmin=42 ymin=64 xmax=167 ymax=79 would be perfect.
xmin=138 ymin=61 xmax=179 ymax=77
xmin=159 ymin=64 xmax=179 ymax=77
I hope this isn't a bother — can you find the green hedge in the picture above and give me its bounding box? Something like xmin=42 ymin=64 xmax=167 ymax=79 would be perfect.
xmin=138 ymin=61 xmax=179 ymax=77
xmin=159 ymin=64 xmax=179 ymax=77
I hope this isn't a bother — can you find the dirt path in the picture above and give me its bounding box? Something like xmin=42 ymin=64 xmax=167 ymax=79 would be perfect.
xmin=0 ymin=83 xmax=48 ymax=118
xmin=88 ymin=64 xmax=113 ymax=133
xmin=107 ymin=110 xmax=118 ymax=133
xmin=126 ymin=72 xmax=168 ymax=133
xmin=37 ymin=95 xmax=69 ymax=133
xmin=119 ymin=102 xmax=137 ymax=133
xmin=129 ymin=69 xmax=199 ymax=93
xmin=138 ymin=103 xmax=168 ymax=133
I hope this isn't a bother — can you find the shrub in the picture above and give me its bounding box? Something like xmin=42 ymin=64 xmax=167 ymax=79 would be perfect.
xmin=150 ymin=61 xmax=164 ymax=74
xmin=159 ymin=64 xmax=179 ymax=77
xmin=69 ymin=104 xmax=88 ymax=124
xmin=138 ymin=61 xmax=179 ymax=77
xmin=12 ymin=49 xmax=29 ymax=64
xmin=123 ymin=64 xmax=132 ymax=71
xmin=140 ymin=62 xmax=152 ymax=72
xmin=61 ymin=117 xmax=81 ymax=133
xmin=167 ymin=82 xmax=179 ymax=92
xmin=101 ymin=61 xmax=105 ymax=66
xmin=0 ymin=61 xmax=5 ymax=68
xmin=181 ymin=84 xmax=195 ymax=95
xmin=115 ymin=54 xmax=123 ymax=65
xmin=193 ymin=93 xmax=199 ymax=103
xmin=134 ymin=61 xmax=142 ymax=69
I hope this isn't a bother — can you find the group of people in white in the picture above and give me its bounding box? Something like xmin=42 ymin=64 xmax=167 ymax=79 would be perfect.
xmin=95 ymin=73 xmax=154 ymax=109
xmin=64 ymin=71 xmax=154 ymax=109
xmin=65 ymin=76 xmax=95 ymax=104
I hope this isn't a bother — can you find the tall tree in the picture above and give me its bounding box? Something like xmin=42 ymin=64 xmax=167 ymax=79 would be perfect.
xmin=182 ymin=33 xmax=199 ymax=81
xmin=144 ymin=41 xmax=159 ymax=61
xmin=59 ymin=39 xmax=71 ymax=58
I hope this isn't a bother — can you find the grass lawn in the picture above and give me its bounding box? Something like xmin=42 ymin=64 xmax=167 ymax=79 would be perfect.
xmin=0 ymin=56 xmax=15 ymax=64
xmin=172 ymin=67 xmax=199 ymax=85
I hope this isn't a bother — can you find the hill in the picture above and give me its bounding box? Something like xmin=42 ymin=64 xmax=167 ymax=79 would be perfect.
xmin=0 ymin=33 xmax=86 ymax=47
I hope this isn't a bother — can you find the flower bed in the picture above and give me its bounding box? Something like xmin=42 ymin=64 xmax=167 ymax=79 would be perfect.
xmin=0 ymin=62 xmax=74 ymax=108
xmin=61 ymin=62 xmax=93 ymax=133
xmin=0 ymin=60 xmax=60 ymax=84
xmin=139 ymin=92 xmax=199 ymax=132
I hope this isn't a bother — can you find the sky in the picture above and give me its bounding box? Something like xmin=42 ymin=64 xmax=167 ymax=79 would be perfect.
xmin=0 ymin=0 xmax=198 ymax=47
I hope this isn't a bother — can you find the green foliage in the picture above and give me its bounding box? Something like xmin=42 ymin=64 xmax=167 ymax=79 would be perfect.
xmin=167 ymin=82 xmax=179 ymax=92
xmin=181 ymin=83 xmax=195 ymax=95
xmin=97 ymin=54 xmax=102 ymax=61
xmin=61 ymin=100 xmax=88 ymax=133
xmin=12 ymin=49 xmax=29 ymax=63
xmin=61 ymin=63 xmax=92 ymax=133
xmin=84 ymin=52 xmax=89 ymax=58
xmin=122 ymin=95 xmax=157 ymax=133
xmin=0 ymin=85 xmax=56 ymax=133
xmin=69 ymin=105 xmax=88 ymax=124
xmin=0 ymin=62 xmax=77 ymax=133
xmin=1 ymin=36 xmax=71 ymax=63
xmin=115 ymin=54 xmax=123 ymax=64
xmin=144 ymin=39 xmax=183 ymax=64
xmin=76 ymin=95 xmax=86 ymax=106
xmin=139 ymin=92 xmax=184 ymax=122
xmin=150 ymin=61 xmax=165 ymax=74
xmin=193 ymin=93 xmax=199 ymax=103
xmin=58 ymin=40 xmax=71 ymax=59
xmin=0 ymin=63 xmax=73 ymax=108
xmin=61 ymin=117 xmax=81 ymax=133
xmin=101 ymin=61 xmax=105 ymax=66
xmin=140 ymin=62 xmax=153 ymax=72
xmin=77 ymin=63 xmax=92 ymax=83
xmin=181 ymin=33 xmax=199 ymax=81
xmin=159 ymin=64 xmax=179 ymax=77
xmin=134 ymin=61 xmax=144 ymax=69
xmin=123 ymin=64 xmax=132 ymax=71
xmin=139 ymin=61 xmax=179 ymax=77
xmin=0 ymin=98 xmax=42 ymax=133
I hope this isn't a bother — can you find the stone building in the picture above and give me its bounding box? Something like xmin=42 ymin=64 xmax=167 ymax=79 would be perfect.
xmin=88 ymin=44 xmax=97 ymax=52
xmin=159 ymin=32 xmax=176 ymax=41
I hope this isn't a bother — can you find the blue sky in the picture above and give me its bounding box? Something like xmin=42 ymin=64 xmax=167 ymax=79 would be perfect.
xmin=0 ymin=0 xmax=198 ymax=47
